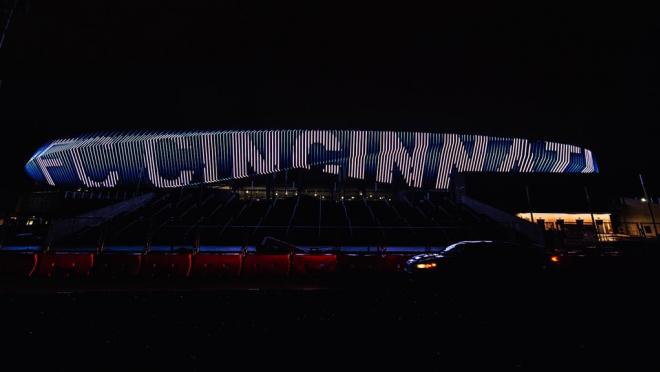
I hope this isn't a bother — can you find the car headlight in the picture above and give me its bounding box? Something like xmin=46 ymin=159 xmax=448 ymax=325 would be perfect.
xmin=416 ymin=262 xmax=437 ymax=269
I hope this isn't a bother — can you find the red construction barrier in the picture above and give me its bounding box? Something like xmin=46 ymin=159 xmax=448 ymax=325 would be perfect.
xmin=242 ymin=254 xmax=290 ymax=276
xmin=336 ymin=254 xmax=382 ymax=273
xmin=36 ymin=253 xmax=96 ymax=278
xmin=191 ymin=254 xmax=242 ymax=277
xmin=142 ymin=253 xmax=192 ymax=278
xmin=93 ymin=254 xmax=143 ymax=278
xmin=0 ymin=252 xmax=39 ymax=277
xmin=292 ymin=254 xmax=337 ymax=275
xmin=378 ymin=254 xmax=413 ymax=273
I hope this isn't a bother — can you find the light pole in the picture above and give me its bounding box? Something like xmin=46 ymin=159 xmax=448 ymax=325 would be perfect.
xmin=639 ymin=174 xmax=658 ymax=237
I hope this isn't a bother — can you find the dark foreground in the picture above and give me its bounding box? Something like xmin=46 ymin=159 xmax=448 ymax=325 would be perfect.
xmin=1 ymin=269 xmax=657 ymax=370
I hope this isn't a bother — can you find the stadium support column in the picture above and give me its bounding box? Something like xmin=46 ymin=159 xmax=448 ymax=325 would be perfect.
xmin=284 ymin=169 xmax=288 ymax=190
xmin=450 ymin=172 xmax=466 ymax=204
xmin=584 ymin=186 xmax=600 ymax=244
xmin=267 ymin=173 xmax=273 ymax=200
xmin=525 ymin=185 xmax=534 ymax=224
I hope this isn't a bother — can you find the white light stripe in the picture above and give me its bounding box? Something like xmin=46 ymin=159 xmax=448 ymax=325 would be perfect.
xmin=498 ymin=138 xmax=534 ymax=172
xmin=376 ymin=131 xmax=428 ymax=187
xmin=546 ymin=142 xmax=582 ymax=173
xmin=582 ymin=149 xmax=595 ymax=173
xmin=435 ymin=134 xmax=488 ymax=189
xmin=145 ymin=135 xmax=194 ymax=188
xmin=26 ymin=130 xmax=597 ymax=190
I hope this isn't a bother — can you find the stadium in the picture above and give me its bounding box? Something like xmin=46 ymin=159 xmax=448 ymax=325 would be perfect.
xmin=2 ymin=2 xmax=659 ymax=368
xmin=1 ymin=130 xmax=598 ymax=279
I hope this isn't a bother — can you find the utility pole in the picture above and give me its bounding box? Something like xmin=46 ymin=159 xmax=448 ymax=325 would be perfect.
xmin=0 ymin=0 xmax=19 ymax=50
xmin=639 ymin=174 xmax=658 ymax=237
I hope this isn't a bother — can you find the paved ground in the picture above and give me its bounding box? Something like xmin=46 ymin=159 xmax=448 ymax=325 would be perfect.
xmin=0 ymin=267 xmax=658 ymax=370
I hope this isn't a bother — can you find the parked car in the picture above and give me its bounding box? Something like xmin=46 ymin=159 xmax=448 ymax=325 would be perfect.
xmin=405 ymin=240 xmax=555 ymax=277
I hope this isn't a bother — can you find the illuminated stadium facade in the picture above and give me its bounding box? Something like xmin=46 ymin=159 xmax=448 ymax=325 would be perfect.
xmin=25 ymin=130 xmax=598 ymax=190
xmin=4 ymin=131 xmax=608 ymax=280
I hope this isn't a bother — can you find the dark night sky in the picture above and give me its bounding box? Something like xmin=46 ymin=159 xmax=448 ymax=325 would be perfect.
xmin=1 ymin=1 xmax=658 ymax=196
